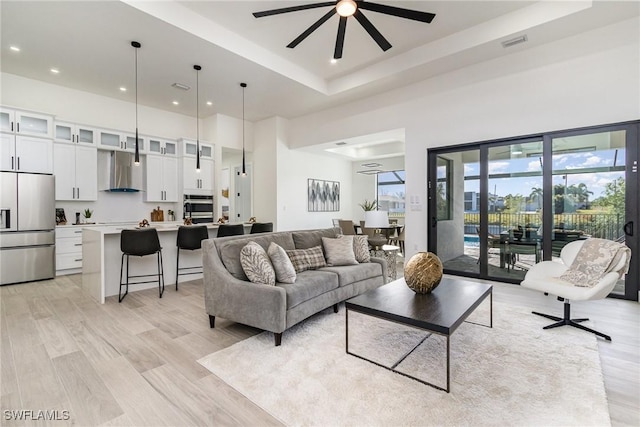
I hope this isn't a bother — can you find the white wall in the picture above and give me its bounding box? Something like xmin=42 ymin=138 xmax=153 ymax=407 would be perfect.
xmin=286 ymin=18 xmax=640 ymax=260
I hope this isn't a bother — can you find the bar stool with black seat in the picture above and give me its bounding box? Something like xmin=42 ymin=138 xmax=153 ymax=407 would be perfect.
xmin=119 ymin=228 xmax=164 ymax=303
xmin=175 ymin=225 xmax=209 ymax=291
xmin=216 ymin=223 xmax=245 ymax=238
xmin=250 ymin=222 xmax=273 ymax=234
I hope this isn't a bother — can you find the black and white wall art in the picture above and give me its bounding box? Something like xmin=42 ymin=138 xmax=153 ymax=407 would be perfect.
xmin=308 ymin=179 xmax=340 ymax=212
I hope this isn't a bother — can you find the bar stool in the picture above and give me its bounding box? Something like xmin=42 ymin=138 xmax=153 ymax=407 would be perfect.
xmin=175 ymin=225 xmax=209 ymax=291
xmin=250 ymin=222 xmax=273 ymax=234
xmin=216 ymin=224 xmax=245 ymax=237
xmin=119 ymin=228 xmax=164 ymax=302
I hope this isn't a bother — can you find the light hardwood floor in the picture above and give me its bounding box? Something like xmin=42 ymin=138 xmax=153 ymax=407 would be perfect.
xmin=1 ymin=273 xmax=638 ymax=426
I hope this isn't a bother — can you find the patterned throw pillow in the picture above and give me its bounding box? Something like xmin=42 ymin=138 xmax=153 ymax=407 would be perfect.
xmin=240 ymin=241 xmax=276 ymax=286
xmin=352 ymin=235 xmax=371 ymax=263
xmin=322 ymin=236 xmax=358 ymax=266
xmin=267 ymin=242 xmax=296 ymax=284
xmin=286 ymin=246 xmax=327 ymax=273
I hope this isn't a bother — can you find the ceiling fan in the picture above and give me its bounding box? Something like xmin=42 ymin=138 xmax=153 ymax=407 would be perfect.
xmin=253 ymin=0 xmax=436 ymax=59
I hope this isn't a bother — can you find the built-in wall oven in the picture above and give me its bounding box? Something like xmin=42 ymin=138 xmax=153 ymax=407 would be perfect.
xmin=183 ymin=194 xmax=214 ymax=224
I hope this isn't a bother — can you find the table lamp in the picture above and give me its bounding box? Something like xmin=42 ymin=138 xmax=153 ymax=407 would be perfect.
xmin=365 ymin=210 xmax=389 ymax=249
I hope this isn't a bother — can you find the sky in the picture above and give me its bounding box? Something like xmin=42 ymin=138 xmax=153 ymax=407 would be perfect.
xmin=462 ymin=148 xmax=625 ymax=200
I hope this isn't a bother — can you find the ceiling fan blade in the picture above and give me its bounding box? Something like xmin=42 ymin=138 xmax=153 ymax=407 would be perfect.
xmin=353 ymin=10 xmax=391 ymax=52
xmin=359 ymin=2 xmax=436 ymax=23
xmin=253 ymin=2 xmax=335 ymax=18
xmin=334 ymin=16 xmax=347 ymax=59
xmin=287 ymin=9 xmax=337 ymax=48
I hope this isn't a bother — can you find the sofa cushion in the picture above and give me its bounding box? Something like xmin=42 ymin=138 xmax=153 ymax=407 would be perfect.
xmin=277 ymin=270 xmax=339 ymax=309
xmin=217 ymin=232 xmax=296 ymax=281
xmin=240 ymin=242 xmax=276 ymax=286
xmin=352 ymin=235 xmax=371 ymax=263
xmin=319 ymin=262 xmax=383 ymax=287
xmin=268 ymin=242 xmax=296 ymax=284
xmin=292 ymin=228 xmax=339 ymax=250
xmin=322 ymin=236 xmax=358 ymax=266
xmin=286 ymin=246 xmax=327 ymax=273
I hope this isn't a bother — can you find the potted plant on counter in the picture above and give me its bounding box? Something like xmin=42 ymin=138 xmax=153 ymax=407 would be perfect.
xmin=359 ymin=199 xmax=378 ymax=212
xmin=83 ymin=208 xmax=94 ymax=223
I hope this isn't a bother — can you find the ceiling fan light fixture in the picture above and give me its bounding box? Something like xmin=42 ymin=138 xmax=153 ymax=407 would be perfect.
xmin=336 ymin=0 xmax=357 ymax=17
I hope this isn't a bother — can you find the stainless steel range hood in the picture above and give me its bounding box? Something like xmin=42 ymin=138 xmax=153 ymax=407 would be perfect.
xmin=108 ymin=151 xmax=139 ymax=192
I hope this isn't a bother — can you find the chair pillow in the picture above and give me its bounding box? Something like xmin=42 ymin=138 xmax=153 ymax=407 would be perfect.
xmin=322 ymin=236 xmax=358 ymax=266
xmin=240 ymin=241 xmax=276 ymax=286
xmin=286 ymin=246 xmax=327 ymax=273
xmin=351 ymin=235 xmax=371 ymax=263
xmin=267 ymin=242 xmax=296 ymax=284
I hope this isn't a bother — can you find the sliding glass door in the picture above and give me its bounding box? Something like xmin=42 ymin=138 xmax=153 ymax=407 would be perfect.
xmin=428 ymin=121 xmax=638 ymax=300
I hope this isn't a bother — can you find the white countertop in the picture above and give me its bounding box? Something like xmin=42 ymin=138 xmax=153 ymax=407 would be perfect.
xmin=82 ymin=222 xmax=249 ymax=235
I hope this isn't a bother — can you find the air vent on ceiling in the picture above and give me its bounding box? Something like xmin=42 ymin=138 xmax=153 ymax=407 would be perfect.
xmin=172 ymin=82 xmax=191 ymax=91
xmin=335 ymin=141 xmax=347 ymax=146
xmin=501 ymin=35 xmax=528 ymax=48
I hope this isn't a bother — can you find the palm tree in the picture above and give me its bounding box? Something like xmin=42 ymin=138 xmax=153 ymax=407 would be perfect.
xmin=529 ymin=187 xmax=543 ymax=210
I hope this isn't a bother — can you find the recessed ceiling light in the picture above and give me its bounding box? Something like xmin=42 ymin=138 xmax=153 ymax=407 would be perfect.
xmin=10 ymin=46 xmax=20 ymax=52
xmin=119 ymin=87 xmax=127 ymax=92
xmin=330 ymin=58 xmax=337 ymax=64
xmin=206 ymin=101 xmax=213 ymax=106
xmin=172 ymin=101 xmax=179 ymax=105
xmin=50 ymin=68 xmax=60 ymax=74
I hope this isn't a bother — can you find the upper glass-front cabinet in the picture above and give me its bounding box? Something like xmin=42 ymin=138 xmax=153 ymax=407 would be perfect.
xmin=55 ymin=122 xmax=96 ymax=145
xmin=98 ymin=130 xmax=144 ymax=152
xmin=148 ymin=138 xmax=177 ymax=156
xmin=183 ymin=140 xmax=213 ymax=158
xmin=0 ymin=107 xmax=53 ymax=137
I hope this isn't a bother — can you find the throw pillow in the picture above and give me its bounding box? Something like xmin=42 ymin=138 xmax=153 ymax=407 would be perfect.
xmin=322 ymin=236 xmax=358 ymax=266
xmin=352 ymin=235 xmax=371 ymax=263
xmin=267 ymin=242 xmax=296 ymax=284
xmin=240 ymin=241 xmax=276 ymax=286
xmin=286 ymin=246 xmax=327 ymax=273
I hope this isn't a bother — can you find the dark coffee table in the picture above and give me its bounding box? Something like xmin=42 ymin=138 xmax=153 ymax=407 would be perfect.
xmin=345 ymin=277 xmax=492 ymax=392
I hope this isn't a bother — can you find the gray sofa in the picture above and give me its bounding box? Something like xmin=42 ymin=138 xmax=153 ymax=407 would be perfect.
xmin=202 ymin=227 xmax=387 ymax=345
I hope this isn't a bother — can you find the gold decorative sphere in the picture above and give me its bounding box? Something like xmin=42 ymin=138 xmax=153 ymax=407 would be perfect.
xmin=404 ymin=252 xmax=443 ymax=294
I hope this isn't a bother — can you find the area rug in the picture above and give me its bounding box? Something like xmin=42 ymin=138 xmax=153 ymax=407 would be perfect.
xmin=198 ymin=300 xmax=610 ymax=426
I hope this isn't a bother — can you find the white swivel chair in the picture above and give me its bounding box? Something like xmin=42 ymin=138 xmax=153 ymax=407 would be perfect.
xmin=521 ymin=239 xmax=630 ymax=341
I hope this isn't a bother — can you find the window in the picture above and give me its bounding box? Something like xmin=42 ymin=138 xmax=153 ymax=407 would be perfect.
xmin=377 ymin=170 xmax=405 ymax=218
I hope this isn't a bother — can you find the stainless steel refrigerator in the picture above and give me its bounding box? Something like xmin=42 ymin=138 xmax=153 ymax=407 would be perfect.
xmin=0 ymin=172 xmax=55 ymax=285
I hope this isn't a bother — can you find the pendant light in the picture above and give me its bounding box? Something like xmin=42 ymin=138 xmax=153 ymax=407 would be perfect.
xmin=240 ymin=82 xmax=247 ymax=176
xmin=132 ymin=41 xmax=141 ymax=165
xmin=194 ymin=65 xmax=201 ymax=172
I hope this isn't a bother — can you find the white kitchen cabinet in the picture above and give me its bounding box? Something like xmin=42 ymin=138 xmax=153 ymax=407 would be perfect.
xmin=1 ymin=133 xmax=53 ymax=173
xmin=0 ymin=107 xmax=53 ymax=137
xmin=147 ymin=137 xmax=177 ymax=156
xmin=183 ymin=157 xmax=213 ymax=193
xmin=55 ymin=121 xmax=96 ymax=146
xmin=54 ymin=143 xmax=98 ymax=201
xmin=98 ymin=129 xmax=145 ymax=153
xmin=144 ymin=154 xmax=178 ymax=202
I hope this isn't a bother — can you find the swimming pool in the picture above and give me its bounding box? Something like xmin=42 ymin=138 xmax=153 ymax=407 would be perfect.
xmin=463 ymin=235 xmax=480 ymax=247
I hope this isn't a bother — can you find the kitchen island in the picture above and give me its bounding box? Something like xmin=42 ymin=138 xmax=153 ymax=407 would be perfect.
xmin=82 ymin=223 xmax=252 ymax=303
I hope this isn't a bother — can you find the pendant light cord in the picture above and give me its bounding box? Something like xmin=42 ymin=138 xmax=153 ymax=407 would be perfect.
xmin=132 ymin=41 xmax=141 ymax=165
xmin=194 ymin=65 xmax=202 ymax=172
xmin=241 ymin=82 xmax=247 ymax=175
